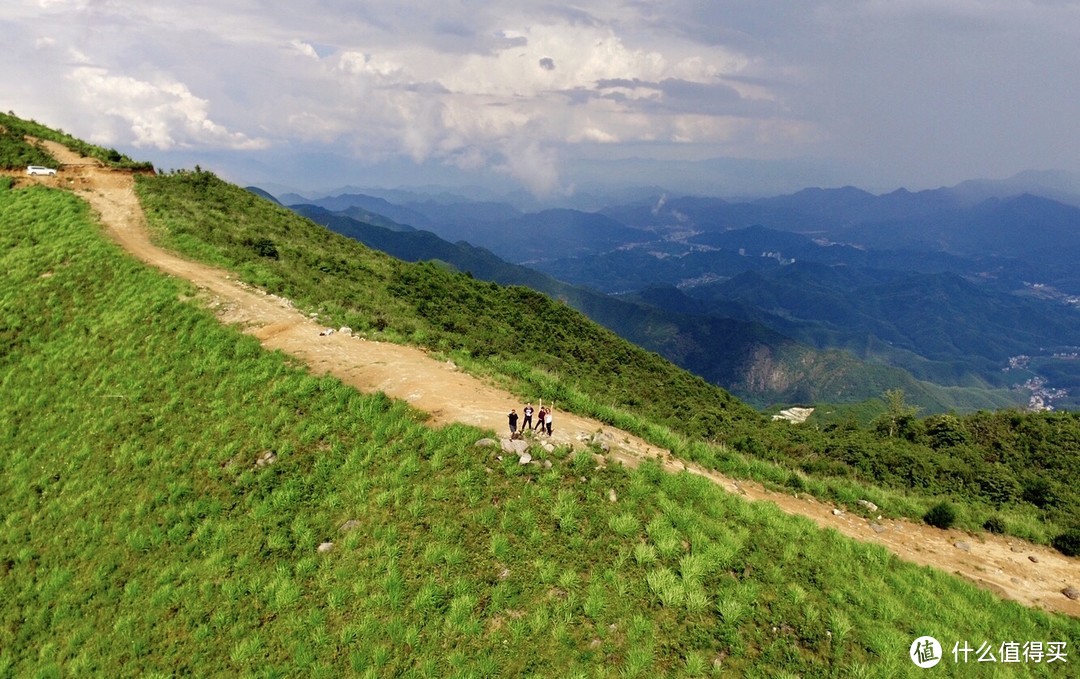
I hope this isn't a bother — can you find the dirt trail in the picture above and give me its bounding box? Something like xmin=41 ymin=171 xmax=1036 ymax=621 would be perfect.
xmin=21 ymin=143 xmax=1079 ymax=617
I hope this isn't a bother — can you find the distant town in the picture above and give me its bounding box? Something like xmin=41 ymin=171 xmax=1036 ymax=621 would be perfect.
xmin=1006 ymin=355 xmax=1072 ymax=410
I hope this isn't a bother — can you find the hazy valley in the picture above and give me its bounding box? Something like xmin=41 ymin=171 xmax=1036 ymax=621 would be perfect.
xmin=280 ymin=178 xmax=1080 ymax=414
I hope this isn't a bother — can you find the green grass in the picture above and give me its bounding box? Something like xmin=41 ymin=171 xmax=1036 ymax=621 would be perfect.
xmin=0 ymin=111 xmax=151 ymax=170
xmin=3 ymin=177 xmax=1078 ymax=677
xmin=130 ymin=168 xmax=1080 ymax=545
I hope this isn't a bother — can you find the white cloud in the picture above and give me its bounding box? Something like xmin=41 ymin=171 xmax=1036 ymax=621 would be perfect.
xmin=11 ymin=1 xmax=1075 ymax=193
xmin=290 ymin=39 xmax=319 ymax=60
xmin=292 ymin=18 xmax=781 ymax=193
xmin=67 ymin=66 xmax=268 ymax=150
xmin=495 ymin=139 xmax=562 ymax=196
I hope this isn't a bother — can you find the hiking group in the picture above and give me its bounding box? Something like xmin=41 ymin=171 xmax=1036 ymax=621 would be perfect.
xmin=508 ymin=402 xmax=552 ymax=438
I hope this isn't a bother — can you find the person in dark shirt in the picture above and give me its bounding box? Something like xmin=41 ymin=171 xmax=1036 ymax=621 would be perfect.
xmin=508 ymin=409 xmax=519 ymax=436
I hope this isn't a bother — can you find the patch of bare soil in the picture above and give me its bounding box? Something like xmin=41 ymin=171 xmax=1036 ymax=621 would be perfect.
xmin=33 ymin=141 xmax=1080 ymax=617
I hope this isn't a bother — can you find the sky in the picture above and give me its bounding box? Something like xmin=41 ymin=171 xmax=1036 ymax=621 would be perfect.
xmin=4 ymin=1 xmax=1080 ymax=199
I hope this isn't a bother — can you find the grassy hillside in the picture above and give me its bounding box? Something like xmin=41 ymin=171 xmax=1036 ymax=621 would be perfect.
xmin=139 ymin=171 xmax=762 ymax=441
xmin=3 ymin=172 xmax=1078 ymax=677
xmin=0 ymin=111 xmax=150 ymax=170
xmin=135 ymin=170 xmax=1080 ymax=544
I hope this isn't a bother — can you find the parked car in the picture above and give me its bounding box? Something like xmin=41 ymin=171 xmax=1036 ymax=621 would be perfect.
xmin=26 ymin=165 xmax=57 ymax=176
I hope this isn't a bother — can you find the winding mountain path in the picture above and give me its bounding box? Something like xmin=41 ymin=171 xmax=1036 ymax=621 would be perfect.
xmin=19 ymin=142 xmax=1079 ymax=617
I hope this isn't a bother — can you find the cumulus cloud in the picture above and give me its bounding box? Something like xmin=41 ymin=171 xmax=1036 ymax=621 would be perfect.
xmin=290 ymin=39 xmax=319 ymax=59
xmin=67 ymin=66 xmax=268 ymax=150
xmin=4 ymin=0 xmax=815 ymax=194
xmin=35 ymin=1 xmax=1059 ymax=193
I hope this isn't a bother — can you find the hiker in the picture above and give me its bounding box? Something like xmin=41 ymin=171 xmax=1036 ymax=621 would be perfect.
xmin=508 ymin=409 xmax=519 ymax=436
xmin=522 ymin=403 xmax=535 ymax=431
xmin=544 ymin=408 xmax=553 ymax=436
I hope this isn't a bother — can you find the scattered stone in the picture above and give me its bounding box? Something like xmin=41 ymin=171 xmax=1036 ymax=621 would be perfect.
xmin=608 ymin=488 xmax=617 ymax=503
xmin=1028 ymin=555 xmax=1039 ymax=563
xmin=446 ymin=360 xmax=457 ymax=370
xmin=338 ymin=326 xmax=352 ymax=336
xmin=589 ymin=638 xmax=602 ymax=649
xmin=542 ymin=443 xmax=555 ymax=453
xmin=319 ymin=327 xmax=335 ymax=336
xmin=518 ymin=453 xmax=532 ymax=465
xmin=474 ymin=438 xmax=499 ymax=448
xmin=870 ymin=523 xmax=887 ymax=534
xmin=1010 ymin=546 xmax=1025 ymax=553
xmin=338 ymin=519 xmax=360 ymax=533
xmin=954 ymin=541 xmax=971 ymax=552
xmin=317 ymin=542 xmax=334 ymax=554
xmin=589 ymin=431 xmax=614 ymax=452
xmin=255 ymin=451 xmax=278 ymax=468
xmin=832 ymin=509 xmax=843 ymax=516
xmin=1062 ymin=586 xmax=1080 ymax=601
xmin=857 ymin=500 xmax=878 ymax=512
xmin=498 ymin=567 xmax=510 ymax=580
xmin=542 ymin=460 xmax=553 ymax=470
xmin=500 ymin=438 xmax=529 ymax=455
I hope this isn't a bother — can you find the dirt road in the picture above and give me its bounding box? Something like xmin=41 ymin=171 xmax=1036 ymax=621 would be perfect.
xmin=20 ymin=143 xmax=1079 ymax=617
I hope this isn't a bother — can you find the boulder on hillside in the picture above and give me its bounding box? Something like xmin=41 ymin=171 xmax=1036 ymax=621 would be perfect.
xmin=500 ymin=438 xmax=529 ymax=455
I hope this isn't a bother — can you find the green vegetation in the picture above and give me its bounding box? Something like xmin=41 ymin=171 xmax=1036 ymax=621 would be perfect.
xmin=136 ymin=170 xmax=761 ymax=440
xmin=136 ymin=170 xmax=1080 ymax=544
xmin=1052 ymin=530 xmax=1080 ymax=558
xmin=924 ymin=502 xmax=958 ymax=530
xmin=3 ymin=178 xmax=1078 ymax=677
xmin=0 ymin=124 xmax=56 ymax=169
xmin=0 ymin=111 xmax=151 ymax=170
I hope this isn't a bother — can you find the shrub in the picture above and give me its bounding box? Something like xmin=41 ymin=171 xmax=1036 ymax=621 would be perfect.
xmin=982 ymin=515 xmax=1006 ymax=534
xmin=1051 ymin=528 xmax=1080 ymax=557
xmin=246 ymin=237 xmax=279 ymax=260
xmin=785 ymin=472 xmax=806 ymax=492
xmin=923 ymin=501 xmax=956 ymax=530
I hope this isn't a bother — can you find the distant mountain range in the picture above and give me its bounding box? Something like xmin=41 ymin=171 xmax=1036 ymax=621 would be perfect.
xmin=276 ymin=197 xmax=1049 ymax=412
xmin=259 ymin=174 xmax=1080 ymax=411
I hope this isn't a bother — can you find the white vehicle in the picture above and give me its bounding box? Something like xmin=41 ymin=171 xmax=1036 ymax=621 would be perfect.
xmin=26 ymin=165 xmax=57 ymax=176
